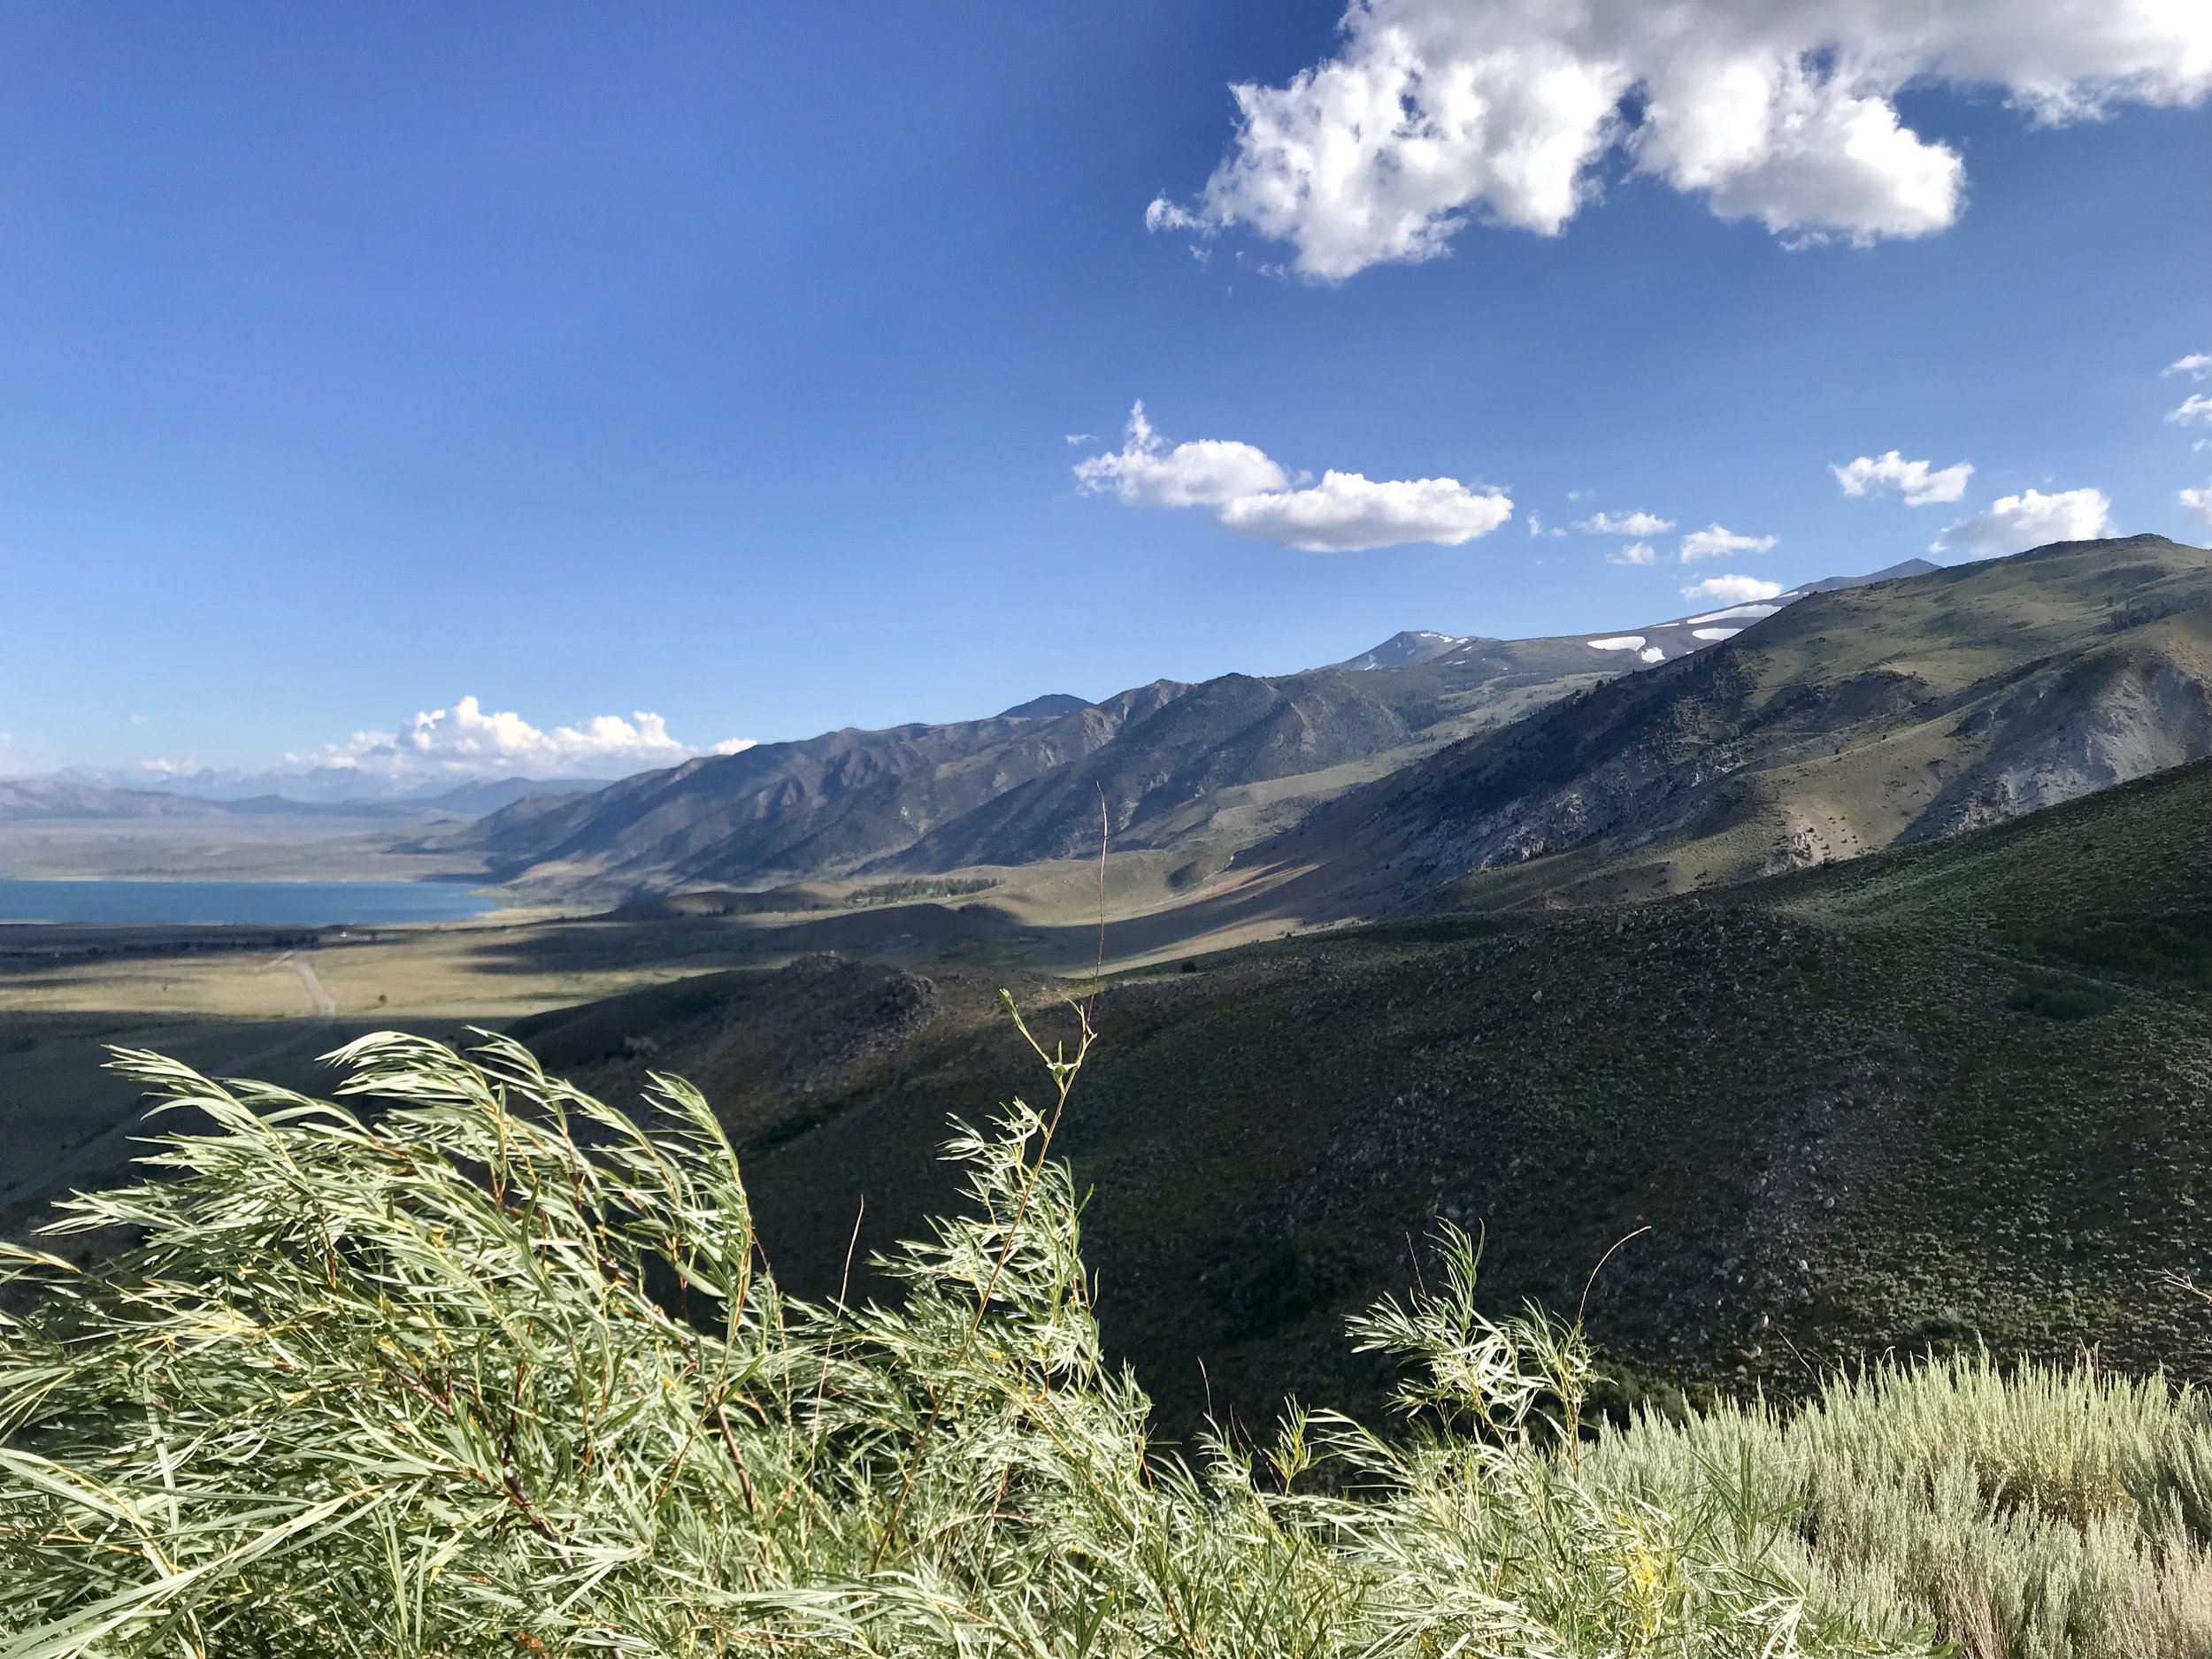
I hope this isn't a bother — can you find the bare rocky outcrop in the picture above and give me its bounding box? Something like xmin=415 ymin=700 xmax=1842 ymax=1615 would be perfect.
xmin=1906 ymin=646 xmax=2212 ymax=841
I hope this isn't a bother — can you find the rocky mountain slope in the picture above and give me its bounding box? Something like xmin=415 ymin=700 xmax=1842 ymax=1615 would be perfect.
xmin=449 ymin=649 xmax=1601 ymax=896
xmin=1248 ymin=535 xmax=2212 ymax=916
xmin=449 ymin=563 xmax=1925 ymax=899
xmin=511 ymin=749 xmax=2212 ymax=1439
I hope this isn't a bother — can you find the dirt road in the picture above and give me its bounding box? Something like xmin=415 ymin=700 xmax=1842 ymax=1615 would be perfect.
xmin=273 ymin=951 xmax=338 ymax=1019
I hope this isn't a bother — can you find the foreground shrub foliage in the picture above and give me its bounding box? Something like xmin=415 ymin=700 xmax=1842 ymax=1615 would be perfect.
xmin=0 ymin=1029 xmax=2208 ymax=1656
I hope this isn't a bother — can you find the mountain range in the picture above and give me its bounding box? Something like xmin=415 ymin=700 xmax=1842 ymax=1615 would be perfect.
xmin=17 ymin=541 xmax=2204 ymax=931
xmin=28 ymin=764 xmax=622 ymax=812
xmin=0 ymin=773 xmax=599 ymax=826
xmin=446 ymin=557 xmax=1949 ymax=899
xmin=1240 ymin=533 xmax=2212 ymax=918
xmin=1328 ymin=561 xmax=1941 ymax=674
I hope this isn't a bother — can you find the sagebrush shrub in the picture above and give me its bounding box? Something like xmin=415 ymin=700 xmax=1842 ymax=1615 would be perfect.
xmin=0 ymin=1027 xmax=2203 ymax=1656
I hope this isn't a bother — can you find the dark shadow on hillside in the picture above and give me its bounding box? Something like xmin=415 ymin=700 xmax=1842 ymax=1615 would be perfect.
xmin=449 ymin=863 xmax=1372 ymax=980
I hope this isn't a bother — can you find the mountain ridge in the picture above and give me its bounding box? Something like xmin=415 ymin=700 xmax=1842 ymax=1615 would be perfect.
xmin=0 ymin=773 xmax=609 ymax=825
xmin=1238 ymin=534 xmax=2212 ymax=919
xmin=451 ymin=558 xmax=1945 ymax=898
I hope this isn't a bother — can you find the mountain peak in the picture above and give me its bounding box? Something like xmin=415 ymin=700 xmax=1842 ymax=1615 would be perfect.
xmin=1800 ymin=557 xmax=1940 ymax=593
xmin=1333 ymin=630 xmax=1473 ymax=672
xmin=998 ymin=693 xmax=1094 ymax=720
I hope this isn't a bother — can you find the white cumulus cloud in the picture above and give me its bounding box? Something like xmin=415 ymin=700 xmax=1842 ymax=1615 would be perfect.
xmin=1072 ymin=403 xmax=1287 ymax=506
xmin=1216 ymin=471 xmax=1514 ymax=551
xmin=1073 ymin=404 xmax=1512 ymax=550
xmin=1930 ymin=487 xmax=2114 ymax=557
xmin=1682 ymin=574 xmax=1786 ymax=603
xmin=1832 ymin=449 xmax=1975 ymax=505
xmin=2170 ymin=395 xmax=2212 ymax=427
xmin=1608 ymin=541 xmax=1657 ymax=566
xmin=1576 ymin=510 xmax=1676 ymax=535
xmin=1680 ymin=524 xmax=1778 ymax=562
xmin=289 ymin=697 xmax=755 ymax=786
xmin=2167 ymin=354 xmax=2212 ymax=380
xmin=2182 ymin=483 xmax=2212 ymax=528
xmin=1149 ymin=0 xmax=2212 ymax=279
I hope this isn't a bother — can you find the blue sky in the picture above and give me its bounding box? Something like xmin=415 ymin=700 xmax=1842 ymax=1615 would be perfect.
xmin=2 ymin=1 xmax=2208 ymax=783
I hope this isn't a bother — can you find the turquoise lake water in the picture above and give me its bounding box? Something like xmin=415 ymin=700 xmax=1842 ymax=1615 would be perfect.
xmin=0 ymin=877 xmax=495 ymax=926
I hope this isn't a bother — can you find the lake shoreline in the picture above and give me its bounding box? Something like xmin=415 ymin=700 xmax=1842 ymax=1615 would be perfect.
xmin=0 ymin=874 xmax=498 ymax=927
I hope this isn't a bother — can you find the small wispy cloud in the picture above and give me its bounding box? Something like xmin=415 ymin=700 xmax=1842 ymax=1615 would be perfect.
xmin=2182 ymin=483 xmax=2212 ymax=529
xmin=1608 ymin=541 xmax=1656 ymax=566
xmin=1682 ymin=574 xmax=1784 ymax=603
xmin=1680 ymin=525 xmax=1778 ymax=563
xmin=1072 ymin=403 xmax=1286 ymax=507
xmin=1931 ymin=487 xmax=2112 ymax=557
xmin=1832 ymin=449 xmax=1974 ymax=505
xmin=1576 ymin=510 xmax=1675 ymax=536
xmin=2170 ymin=395 xmax=2212 ymax=427
xmin=1217 ymin=472 xmax=1514 ymax=552
xmin=1073 ymin=403 xmax=1513 ymax=551
xmin=2166 ymin=353 xmax=2211 ymax=381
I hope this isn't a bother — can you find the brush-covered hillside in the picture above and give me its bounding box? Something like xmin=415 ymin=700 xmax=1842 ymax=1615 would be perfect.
xmin=19 ymin=1033 xmax=2212 ymax=1657
xmin=511 ymin=748 xmax=2212 ymax=1440
xmin=1253 ymin=534 xmax=2212 ymax=917
xmin=444 ymin=569 xmax=1916 ymax=900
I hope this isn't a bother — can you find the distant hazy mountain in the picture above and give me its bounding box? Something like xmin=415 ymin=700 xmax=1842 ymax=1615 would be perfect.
xmin=42 ymin=765 xmax=627 ymax=814
xmin=0 ymin=780 xmax=235 ymax=822
xmin=1257 ymin=535 xmax=2212 ymax=913
xmin=50 ymin=764 xmax=428 ymax=805
xmin=449 ymin=557 xmax=1947 ymax=897
xmin=0 ymin=772 xmax=612 ymax=824
xmin=409 ymin=777 xmax=611 ymax=818
xmin=0 ymin=780 xmax=432 ymax=822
